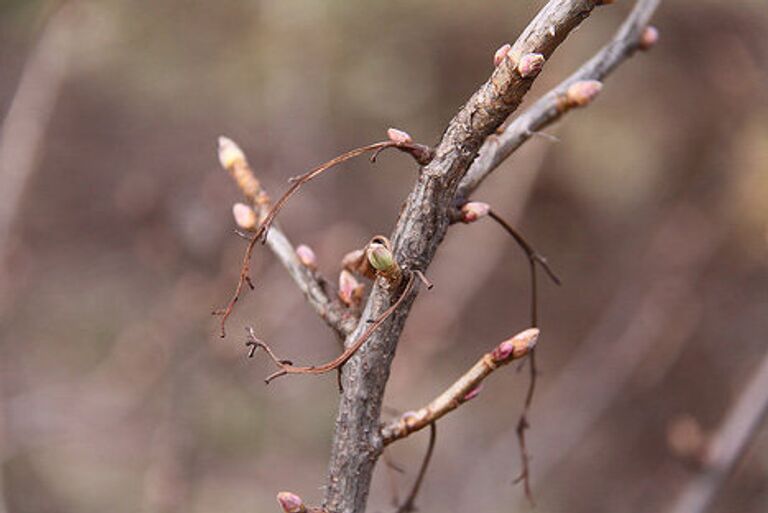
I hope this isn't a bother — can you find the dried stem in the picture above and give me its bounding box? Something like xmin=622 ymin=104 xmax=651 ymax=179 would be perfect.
xmin=246 ymin=272 xmax=416 ymax=384
xmin=485 ymin=208 xmax=560 ymax=500
xmin=381 ymin=328 xmax=540 ymax=446
xmin=666 ymin=350 xmax=768 ymax=513
xmin=214 ymin=138 xmax=357 ymax=338
xmin=395 ymin=423 xmax=437 ymax=513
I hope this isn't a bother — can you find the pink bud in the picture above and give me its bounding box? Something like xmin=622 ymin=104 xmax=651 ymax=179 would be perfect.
xmin=276 ymin=491 xmax=306 ymax=513
xmin=338 ymin=270 xmax=364 ymax=307
xmin=387 ymin=127 xmax=413 ymax=145
xmin=460 ymin=202 xmax=491 ymax=223
xmin=232 ymin=203 xmax=258 ymax=231
xmin=491 ymin=328 xmax=539 ymax=363
xmin=565 ymin=80 xmax=603 ymax=107
xmin=295 ymin=244 xmax=318 ymax=270
xmin=516 ymin=53 xmax=545 ymax=78
xmin=463 ymin=384 xmax=484 ymax=402
xmin=639 ymin=26 xmax=659 ymax=51
xmin=493 ymin=43 xmax=512 ymax=67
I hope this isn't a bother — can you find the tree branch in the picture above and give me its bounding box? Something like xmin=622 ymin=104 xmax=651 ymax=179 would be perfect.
xmin=323 ymin=2 xmax=606 ymax=511
xmin=666 ymin=350 xmax=768 ymax=513
xmin=215 ymin=137 xmax=356 ymax=338
xmin=456 ymin=0 xmax=661 ymax=202
xmin=381 ymin=328 xmax=539 ymax=446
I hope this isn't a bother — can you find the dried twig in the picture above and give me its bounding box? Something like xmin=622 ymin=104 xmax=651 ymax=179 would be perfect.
xmin=486 ymin=208 xmax=561 ymax=501
xmin=215 ymin=134 xmax=432 ymax=337
xmin=214 ymin=138 xmax=356 ymax=338
xmin=666 ymin=350 xmax=768 ymax=513
xmin=381 ymin=328 xmax=539 ymax=445
xmin=246 ymin=272 xmax=416 ymax=384
xmin=395 ymin=423 xmax=437 ymax=513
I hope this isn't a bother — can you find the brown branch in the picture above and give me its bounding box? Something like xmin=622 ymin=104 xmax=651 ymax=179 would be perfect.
xmin=666 ymin=350 xmax=768 ymax=513
xmin=246 ymin=272 xmax=416 ymax=384
xmin=394 ymin=423 xmax=437 ymax=513
xmin=456 ymin=0 xmax=662 ymax=202
xmin=381 ymin=328 xmax=539 ymax=446
xmin=213 ymin=137 xmax=357 ymax=338
xmin=324 ymin=2 xmax=608 ymax=511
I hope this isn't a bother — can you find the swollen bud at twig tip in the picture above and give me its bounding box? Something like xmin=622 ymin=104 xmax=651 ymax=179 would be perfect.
xmin=218 ymin=136 xmax=246 ymax=170
xmin=295 ymin=244 xmax=318 ymax=271
xmin=366 ymin=242 xmax=396 ymax=273
xmin=460 ymin=202 xmax=491 ymax=223
xmin=491 ymin=328 xmax=539 ymax=363
xmin=516 ymin=53 xmax=545 ymax=78
xmin=338 ymin=269 xmax=364 ymax=307
xmin=232 ymin=203 xmax=258 ymax=231
xmin=639 ymin=26 xmax=659 ymax=51
xmin=493 ymin=43 xmax=512 ymax=67
xmin=387 ymin=127 xmax=413 ymax=145
xmin=276 ymin=491 xmax=306 ymax=513
xmin=566 ymin=80 xmax=603 ymax=108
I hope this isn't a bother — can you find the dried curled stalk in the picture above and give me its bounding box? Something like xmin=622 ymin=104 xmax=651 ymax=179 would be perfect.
xmin=246 ymin=271 xmax=416 ymax=384
xmin=215 ymin=132 xmax=432 ymax=338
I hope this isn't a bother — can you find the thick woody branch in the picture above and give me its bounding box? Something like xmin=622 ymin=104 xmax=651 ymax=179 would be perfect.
xmin=324 ymin=2 xmax=604 ymax=511
xmin=456 ymin=0 xmax=661 ymax=202
xmin=215 ymin=137 xmax=356 ymax=338
xmin=381 ymin=328 xmax=539 ymax=445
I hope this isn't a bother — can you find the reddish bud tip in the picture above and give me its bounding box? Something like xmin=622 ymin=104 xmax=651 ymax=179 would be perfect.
xmin=295 ymin=244 xmax=318 ymax=270
xmin=460 ymin=202 xmax=491 ymax=223
xmin=566 ymin=80 xmax=603 ymax=108
xmin=387 ymin=128 xmax=413 ymax=145
xmin=463 ymin=383 xmax=484 ymax=402
xmin=639 ymin=26 xmax=659 ymax=51
xmin=338 ymin=270 xmax=364 ymax=307
xmin=218 ymin=136 xmax=246 ymax=170
xmin=493 ymin=43 xmax=512 ymax=67
xmin=516 ymin=53 xmax=545 ymax=78
xmin=232 ymin=203 xmax=258 ymax=231
xmin=276 ymin=491 xmax=306 ymax=513
xmin=491 ymin=328 xmax=539 ymax=363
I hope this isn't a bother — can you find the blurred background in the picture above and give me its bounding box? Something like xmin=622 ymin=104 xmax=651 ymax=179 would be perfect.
xmin=1 ymin=1 xmax=767 ymax=512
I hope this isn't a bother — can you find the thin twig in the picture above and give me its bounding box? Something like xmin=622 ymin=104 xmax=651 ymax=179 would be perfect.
xmin=246 ymin=272 xmax=416 ymax=384
xmin=486 ymin=208 xmax=560 ymax=501
xmin=666 ymin=350 xmax=768 ymax=513
xmin=395 ymin=423 xmax=437 ymax=513
xmin=381 ymin=328 xmax=540 ymax=445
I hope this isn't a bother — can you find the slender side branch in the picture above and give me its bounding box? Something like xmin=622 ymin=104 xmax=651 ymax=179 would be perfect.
xmin=381 ymin=328 xmax=539 ymax=446
xmin=456 ymin=0 xmax=662 ymax=201
xmin=246 ymin=272 xmax=416 ymax=384
xmin=214 ymin=137 xmax=356 ymax=338
xmin=395 ymin=423 xmax=437 ymax=513
xmin=666 ymin=350 xmax=768 ymax=513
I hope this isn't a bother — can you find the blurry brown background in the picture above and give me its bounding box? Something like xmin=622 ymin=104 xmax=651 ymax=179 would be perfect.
xmin=1 ymin=1 xmax=767 ymax=513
